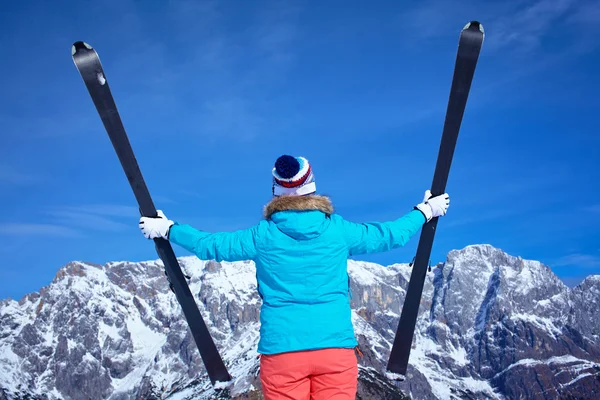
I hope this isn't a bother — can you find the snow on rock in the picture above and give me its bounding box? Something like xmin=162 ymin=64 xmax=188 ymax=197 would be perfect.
xmin=1 ymin=244 xmax=599 ymax=400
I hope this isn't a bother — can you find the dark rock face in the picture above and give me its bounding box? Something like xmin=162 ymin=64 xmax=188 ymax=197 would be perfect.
xmin=1 ymin=244 xmax=599 ymax=399
xmin=356 ymin=368 xmax=409 ymax=400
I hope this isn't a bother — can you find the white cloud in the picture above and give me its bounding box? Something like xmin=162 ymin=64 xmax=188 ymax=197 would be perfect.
xmin=0 ymin=203 xmax=141 ymax=239
xmin=55 ymin=204 xmax=139 ymax=218
xmin=45 ymin=204 xmax=140 ymax=232
xmin=487 ymin=0 xmax=577 ymax=52
xmin=0 ymin=166 xmax=37 ymax=186
xmin=554 ymin=253 xmax=600 ymax=268
xmin=395 ymin=0 xmax=583 ymax=53
xmin=85 ymin=0 xmax=304 ymax=143
xmin=0 ymin=223 xmax=81 ymax=237
xmin=566 ymin=0 xmax=600 ymax=24
xmin=586 ymin=205 xmax=600 ymax=214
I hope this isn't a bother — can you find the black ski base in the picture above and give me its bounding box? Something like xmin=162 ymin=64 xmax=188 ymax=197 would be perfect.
xmin=386 ymin=21 xmax=484 ymax=376
xmin=71 ymin=41 xmax=231 ymax=385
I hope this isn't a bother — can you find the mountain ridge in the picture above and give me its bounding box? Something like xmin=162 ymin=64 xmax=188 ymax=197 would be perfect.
xmin=1 ymin=244 xmax=599 ymax=399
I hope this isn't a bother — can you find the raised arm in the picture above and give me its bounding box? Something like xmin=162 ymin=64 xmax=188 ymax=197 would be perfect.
xmin=168 ymin=222 xmax=260 ymax=262
xmin=338 ymin=210 xmax=425 ymax=256
xmin=338 ymin=190 xmax=449 ymax=256
xmin=138 ymin=210 xmax=261 ymax=262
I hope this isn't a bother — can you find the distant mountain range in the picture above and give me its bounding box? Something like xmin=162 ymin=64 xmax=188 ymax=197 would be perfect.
xmin=1 ymin=244 xmax=599 ymax=399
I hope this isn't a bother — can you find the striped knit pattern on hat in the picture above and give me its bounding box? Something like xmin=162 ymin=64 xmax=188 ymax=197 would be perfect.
xmin=272 ymin=155 xmax=316 ymax=196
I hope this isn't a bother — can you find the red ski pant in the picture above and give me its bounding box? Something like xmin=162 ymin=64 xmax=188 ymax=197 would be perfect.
xmin=259 ymin=348 xmax=358 ymax=400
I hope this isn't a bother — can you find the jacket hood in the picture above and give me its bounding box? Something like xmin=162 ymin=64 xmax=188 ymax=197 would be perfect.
xmin=263 ymin=195 xmax=334 ymax=240
xmin=264 ymin=195 xmax=334 ymax=219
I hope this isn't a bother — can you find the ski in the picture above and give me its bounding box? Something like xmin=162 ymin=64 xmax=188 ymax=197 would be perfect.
xmin=71 ymin=42 xmax=231 ymax=386
xmin=386 ymin=21 xmax=484 ymax=377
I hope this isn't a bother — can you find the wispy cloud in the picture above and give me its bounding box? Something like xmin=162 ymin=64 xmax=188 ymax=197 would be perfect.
xmin=0 ymin=203 xmax=140 ymax=239
xmin=586 ymin=205 xmax=600 ymax=214
xmin=450 ymin=165 xmax=571 ymax=210
xmin=152 ymin=195 xmax=178 ymax=206
xmin=394 ymin=0 xmax=505 ymax=42
xmin=106 ymin=0 xmax=303 ymax=142
xmin=444 ymin=208 xmax=521 ymax=228
xmin=488 ymin=0 xmax=577 ymax=52
xmin=392 ymin=0 xmax=598 ymax=109
xmin=0 ymin=166 xmax=38 ymax=186
xmin=188 ymin=2 xmax=301 ymax=141
xmin=47 ymin=211 xmax=129 ymax=232
xmin=246 ymin=1 xmax=301 ymax=82
xmin=0 ymin=96 xmax=97 ymax=141
xmin=0 ymin=223 xmax=81 ymax=237
xmin=45 ymin=204 xmax=139 ymax=232
xmin=177 ymin=189 xmax=208 ymax=200
xmin=396 ymin=0 xmax=583 ymax=53
xmin=383 ymin=0 xmax=595 ymax=127
xmin=55 ymin=204 xmax=139 ymax=218
xmin=195 ymin=97 xmax=266 ymax=141
xmin=554 ymin=253 xmax=600 ymax=268
xmin=566 ymin=0 xmax=600 ymax=25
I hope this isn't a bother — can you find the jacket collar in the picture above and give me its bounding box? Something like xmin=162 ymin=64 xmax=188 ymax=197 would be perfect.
xmin=263 ymin=195 xmax=334 ymax=220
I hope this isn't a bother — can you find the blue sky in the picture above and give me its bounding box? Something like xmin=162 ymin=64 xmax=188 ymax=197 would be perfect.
xmin=1 ymin=0 xmax=599 ymax=300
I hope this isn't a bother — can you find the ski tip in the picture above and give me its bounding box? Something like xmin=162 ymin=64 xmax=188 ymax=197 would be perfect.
xmin=71 ymin=41 xmax=93 ymax=57
xmin=463 ymin=21 xmax=484 ymax=36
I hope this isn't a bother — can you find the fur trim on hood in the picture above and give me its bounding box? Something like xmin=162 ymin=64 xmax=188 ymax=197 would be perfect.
xmin=264 ymin=195 xmax=334 ymax=220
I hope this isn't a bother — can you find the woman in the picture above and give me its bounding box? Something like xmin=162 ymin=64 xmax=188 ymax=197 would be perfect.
xmin=139 ymin=155 xmax=450 ymax=399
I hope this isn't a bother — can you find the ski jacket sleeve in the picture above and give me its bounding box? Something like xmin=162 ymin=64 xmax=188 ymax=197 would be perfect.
xmin=167 ymin=222 xmax=260 ymax=262
xmin=339 ymin=209 xmax=426 ymax=256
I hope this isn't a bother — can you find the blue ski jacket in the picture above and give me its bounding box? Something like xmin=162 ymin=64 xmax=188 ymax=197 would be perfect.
xmin=168 ymin=195 xmax=426 ymax=355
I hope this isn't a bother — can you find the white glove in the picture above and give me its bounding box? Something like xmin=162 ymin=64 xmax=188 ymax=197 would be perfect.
xmin=139 ymin=210 xmax=174 ymax=240
xmin=415 ymin=190 xmax=450 ymax=222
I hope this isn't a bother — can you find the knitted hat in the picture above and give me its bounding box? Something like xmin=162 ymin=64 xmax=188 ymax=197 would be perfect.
xmin=272 ymin=155 xmax=316 ymax=196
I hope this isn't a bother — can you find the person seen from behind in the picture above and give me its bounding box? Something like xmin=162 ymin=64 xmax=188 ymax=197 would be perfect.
xmin=139 ymin=155 xmax=450 ymax=399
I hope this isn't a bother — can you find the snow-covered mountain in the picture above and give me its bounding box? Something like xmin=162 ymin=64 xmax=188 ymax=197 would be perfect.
xmin=1 ymin=244 xmax=599 ymax=399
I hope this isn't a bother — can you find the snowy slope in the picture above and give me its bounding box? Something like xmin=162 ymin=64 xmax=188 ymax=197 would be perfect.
xmin=1 ymin=244 xmax=599 ymax=399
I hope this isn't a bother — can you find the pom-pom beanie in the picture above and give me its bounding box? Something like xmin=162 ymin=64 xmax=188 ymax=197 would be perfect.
xmin=272 ymin=155 xmax=316 ymax=196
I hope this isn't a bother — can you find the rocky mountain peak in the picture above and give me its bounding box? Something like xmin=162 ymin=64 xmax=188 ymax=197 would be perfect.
xmin=1 ymin=244 xmax=599 ymax=399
